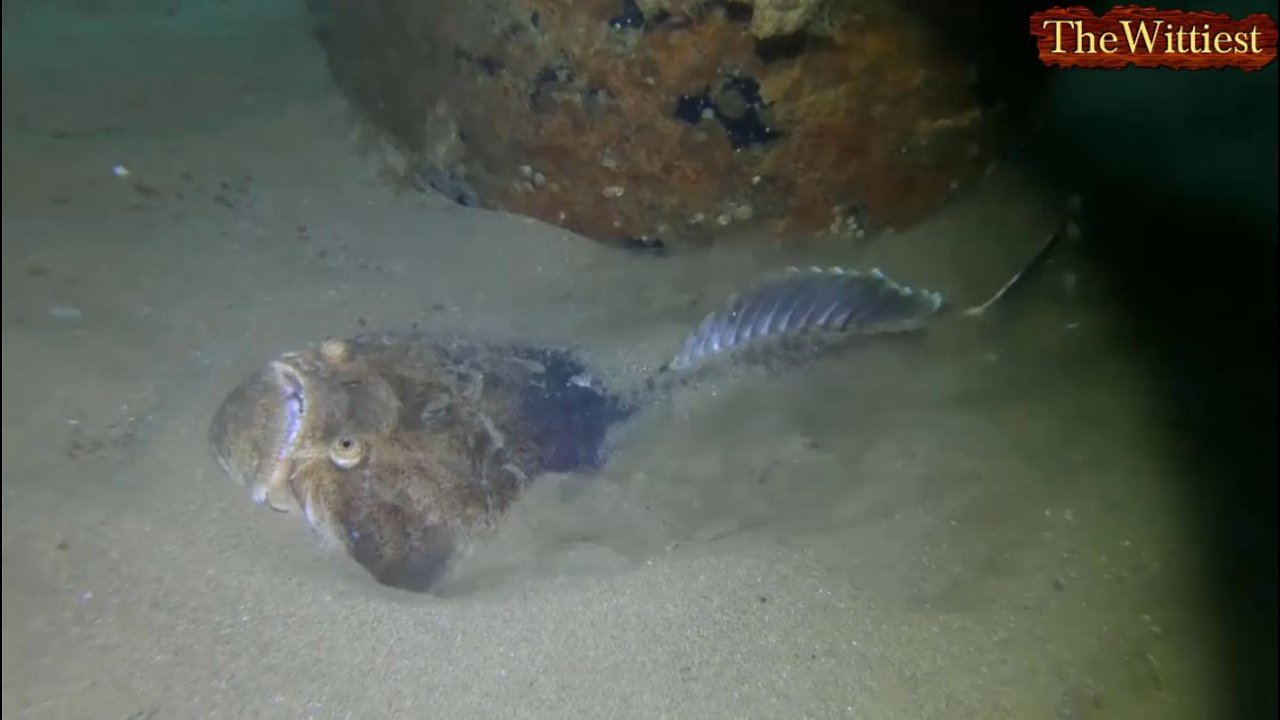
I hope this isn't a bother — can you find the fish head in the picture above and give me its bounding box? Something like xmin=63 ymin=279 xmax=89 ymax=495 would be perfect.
xmin=207 ymin=337 xmax=511 ymax=591
xmin=208 ymin=338 xmax=401 ymax=516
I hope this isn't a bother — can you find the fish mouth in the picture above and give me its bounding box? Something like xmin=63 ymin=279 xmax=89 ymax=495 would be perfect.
xmin=251 ymin=359 xmax=308 ymax=513
xmin=208 ymin=357 xmax=312 ymax=514
xmin=270 ymin=361 xmax=306 ymax=465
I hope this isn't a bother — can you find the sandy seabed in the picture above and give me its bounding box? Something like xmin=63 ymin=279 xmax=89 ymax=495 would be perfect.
xmin=3 ymin=2 xmax=1223 ymax=718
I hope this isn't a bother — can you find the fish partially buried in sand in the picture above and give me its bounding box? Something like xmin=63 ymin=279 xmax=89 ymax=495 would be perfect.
xmin=208 ymin=266 xmax=947 ymax=591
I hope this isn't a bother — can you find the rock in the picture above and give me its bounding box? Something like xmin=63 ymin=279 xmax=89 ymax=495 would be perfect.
xmin=749 ymin=0 xmax=822 ymax=39
xmin=313 ymin=0 xmax=987 ymax=247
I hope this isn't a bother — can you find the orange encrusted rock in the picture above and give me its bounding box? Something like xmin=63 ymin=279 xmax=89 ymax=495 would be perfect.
xmin=313 ymin=0 xmax=987 ymax=247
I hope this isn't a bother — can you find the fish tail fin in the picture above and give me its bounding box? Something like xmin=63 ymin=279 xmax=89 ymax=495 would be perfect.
xmin=665 ymin=266 xmax=944 ymax=373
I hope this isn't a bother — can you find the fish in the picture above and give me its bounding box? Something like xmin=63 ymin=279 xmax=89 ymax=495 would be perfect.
xmin=208 ymin=265 xmax=946 ymax=592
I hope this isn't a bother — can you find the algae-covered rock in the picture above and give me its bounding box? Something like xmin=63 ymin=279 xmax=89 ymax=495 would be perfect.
xmin=313 ymin=0 xmax=988 ymax=247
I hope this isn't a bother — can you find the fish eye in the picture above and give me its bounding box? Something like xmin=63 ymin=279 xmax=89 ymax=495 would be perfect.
xmin=329 ymin=435 xmax=366 ymax=468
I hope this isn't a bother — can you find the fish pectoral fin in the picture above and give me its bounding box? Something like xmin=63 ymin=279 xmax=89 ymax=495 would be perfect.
xmin=348 ymin=519 xmax=457 ymax=593
xmin=331 ymin=487 xmax=458 ymax=593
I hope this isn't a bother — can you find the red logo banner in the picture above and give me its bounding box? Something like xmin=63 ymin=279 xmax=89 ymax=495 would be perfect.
xmin=1029 ymin=5 xmax=1278 ymax=70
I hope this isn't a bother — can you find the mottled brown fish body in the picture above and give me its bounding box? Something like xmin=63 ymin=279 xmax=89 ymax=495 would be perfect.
xmin=209 ymin=266 xmax=948 ymax=592
xmin=209 ymin=334 xmax=627 ymax=591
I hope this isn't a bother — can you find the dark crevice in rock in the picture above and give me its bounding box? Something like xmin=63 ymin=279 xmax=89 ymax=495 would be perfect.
xmin=529 ymin=56 xmax=577 ymax=110
xmin=608 ymin=0 xmax=644 ymax=30
xmin=720 ymin=1 xmax=753 ymax=23
xmin=455 ymin=49 xmax=504 ymax=77
xmin=621 ymin=236 xmax=669 ymax=256
xmin=674 ymin=75 xmax=783 ymax=151
xmin=756 ymin=31 xmax=817 ymax=62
